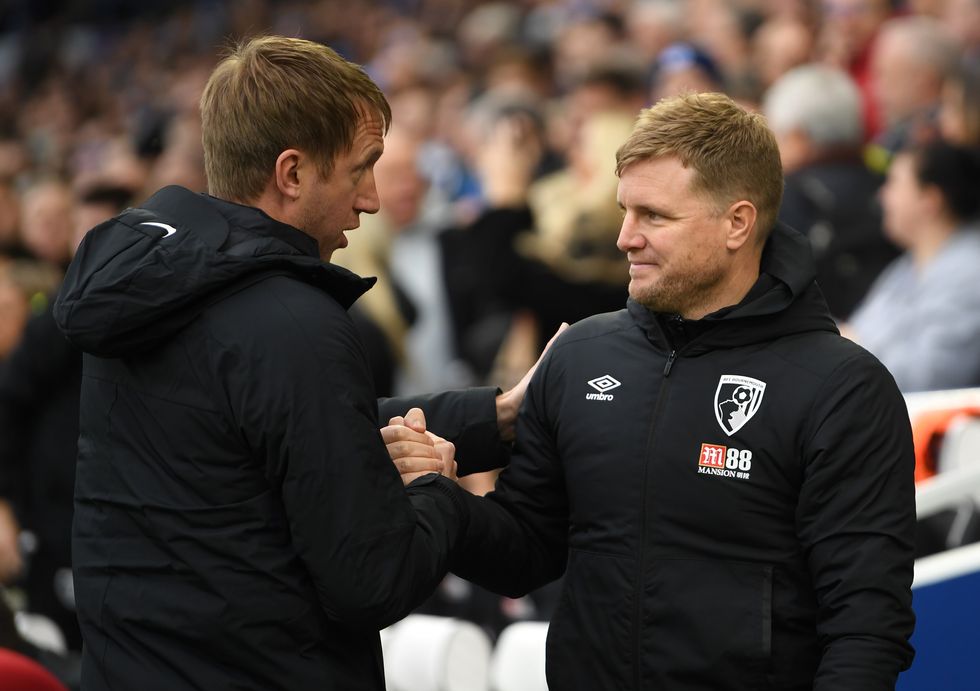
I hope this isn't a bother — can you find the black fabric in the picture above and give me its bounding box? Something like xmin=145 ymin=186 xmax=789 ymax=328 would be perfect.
xmin=53 ymin=186 xmax=478 ymax=690
xmin=0 ymin=306 xmax=82 ymax=649
xmin=451 ymin=223 xmax=916 ymax=690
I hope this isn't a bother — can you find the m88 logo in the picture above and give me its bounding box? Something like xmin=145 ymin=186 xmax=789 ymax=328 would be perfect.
xmin=697 ymin=443 xmax=754 ymax=480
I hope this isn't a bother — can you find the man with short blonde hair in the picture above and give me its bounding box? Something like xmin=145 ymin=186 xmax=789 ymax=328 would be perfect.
xmin=615 ymin=92 xmax=784 ymax=243
xmin=395 ymin=91 xmax=917 ymax=690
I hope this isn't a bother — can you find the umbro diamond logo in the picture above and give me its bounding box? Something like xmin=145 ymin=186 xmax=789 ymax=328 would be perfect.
xmin=586 ymin=375 xmax=621 ymax=401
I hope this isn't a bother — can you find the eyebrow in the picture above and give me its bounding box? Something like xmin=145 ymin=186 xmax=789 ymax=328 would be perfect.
xmin=360 ymin=146 xmax=383 ymax=168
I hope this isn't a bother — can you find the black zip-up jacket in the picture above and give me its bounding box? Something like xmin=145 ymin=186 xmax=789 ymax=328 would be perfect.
xmin=53 ymin=186 xmax=495 ymax=690
xmin=452 ymin=224 xmax=916 ymax=690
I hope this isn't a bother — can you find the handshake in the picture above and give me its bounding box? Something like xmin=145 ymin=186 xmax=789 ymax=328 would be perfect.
xmin=381 ymin=322 xmax=568 ymax=487
xmin=381 ymin=408 xmax=458 ymax=486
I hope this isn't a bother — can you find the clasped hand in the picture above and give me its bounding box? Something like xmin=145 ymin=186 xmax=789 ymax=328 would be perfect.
xmin=382 ymin=408 xmax=458 ymax=486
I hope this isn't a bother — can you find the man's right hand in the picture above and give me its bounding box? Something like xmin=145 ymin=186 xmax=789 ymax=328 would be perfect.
xmin=382 ymin=408 xmax=458 ymax=485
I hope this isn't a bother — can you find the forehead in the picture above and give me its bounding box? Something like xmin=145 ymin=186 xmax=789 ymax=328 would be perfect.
xmin=353 ymin=106 xmax=386 ymax=144
xmin=617 ymin=156 xmax=697 ymax=201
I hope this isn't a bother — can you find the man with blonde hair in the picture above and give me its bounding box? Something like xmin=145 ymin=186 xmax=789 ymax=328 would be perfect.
xmin=54 ymin=35 xmax=514 ymax=690
xmin=392 ymin=92 xmax=916 ymax=689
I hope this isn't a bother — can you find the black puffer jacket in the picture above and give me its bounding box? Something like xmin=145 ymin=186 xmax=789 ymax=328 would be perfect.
xmin=54 ymin=186 xmax=482 ymax=690
xmin=452 ymin=224 xmax=916 ymax=690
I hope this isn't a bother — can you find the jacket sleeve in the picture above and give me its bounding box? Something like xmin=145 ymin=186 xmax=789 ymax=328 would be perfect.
xmin=449 ymin=354 xmax=568 ymax=596
xmin=221 ymin=290 xmax=466 ymax=630
xmin=797 ymin=352 xmax=916 ymax=690
xmin=379 ymin=387 xmax=511 ymax=475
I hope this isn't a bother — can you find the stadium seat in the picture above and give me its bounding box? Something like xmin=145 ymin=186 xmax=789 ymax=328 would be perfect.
xmin=489 ymin=621 xmax=549 ymax=691
xmin=381 ymin=614 xmax=492 ymax=691
xmin=14 ymin=612 xmax=67 ymax=655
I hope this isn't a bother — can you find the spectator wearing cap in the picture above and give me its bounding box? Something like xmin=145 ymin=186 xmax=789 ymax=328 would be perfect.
xmin=651 ymin=42 xmax=724 ymax=101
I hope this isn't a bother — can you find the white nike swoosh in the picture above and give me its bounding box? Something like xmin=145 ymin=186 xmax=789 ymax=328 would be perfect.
xmin=139 ymin=221 xmax=177 ymax=238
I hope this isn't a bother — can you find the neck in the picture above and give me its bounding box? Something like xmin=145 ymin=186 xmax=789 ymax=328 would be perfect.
xmin=911 ymin=220 xmax=957 ymax=270
xmin=681 ymin=258 xmax=761 ymax=321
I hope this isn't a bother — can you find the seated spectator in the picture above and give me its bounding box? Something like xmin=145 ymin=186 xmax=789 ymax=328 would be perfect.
xmin=441 ymin=104 xmax=629 ymax=384
xmin=0 ymin=185 xmax=132 ymax=652
xmin=0 ymin=260 xmax=61 ymax=361
xmin=940 ymin=60 xmax=980 ymax=145
xmin=18 ymin=181 xmax=74 ymax=271
xmin=651 ymin=42 xmax=724 ymax=101
xmin=817 ymin=0 xmax=893 ymax=141
xmin=845 ymin=141 xmax=980 ymax=391
xmin=765 ymin=64 xmax=899 ymax=319
xmin=869 ymin=16 xmax=959 ymax=167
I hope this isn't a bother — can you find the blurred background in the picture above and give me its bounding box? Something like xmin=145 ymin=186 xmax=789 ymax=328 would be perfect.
xmin=0 ymin=1 xmax=978 ymax=689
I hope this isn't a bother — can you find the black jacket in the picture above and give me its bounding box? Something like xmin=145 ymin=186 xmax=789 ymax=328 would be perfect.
xmin=0 ymin=306 xmax=82 ymax=649
xmin=54 ymin=186 xmax=486 ymax=690
xmin=452 ymin=224 xmax=916 ymax=690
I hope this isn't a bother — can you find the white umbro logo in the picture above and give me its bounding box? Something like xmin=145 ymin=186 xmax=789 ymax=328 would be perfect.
xmin=586 ymin=375 xmax=620 ymax=401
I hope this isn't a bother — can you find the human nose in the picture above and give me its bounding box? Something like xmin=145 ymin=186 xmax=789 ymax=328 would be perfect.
xmin=356 ymin=170 xmax=381 ymax=215
xmin=616 ymin=212 xmax=643 ymax=253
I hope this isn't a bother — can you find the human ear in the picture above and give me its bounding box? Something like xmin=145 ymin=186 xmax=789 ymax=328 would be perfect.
xmin=274 ymin=149 xmax=304 ymax=202
xmin=726 ymin=200 xmax=758 ymax=251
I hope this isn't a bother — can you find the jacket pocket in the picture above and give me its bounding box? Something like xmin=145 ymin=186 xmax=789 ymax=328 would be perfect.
xmin=643 ymin=558 xmax=773 ymax=690
xmin=546 ymin=549 xmax=634 ymax=690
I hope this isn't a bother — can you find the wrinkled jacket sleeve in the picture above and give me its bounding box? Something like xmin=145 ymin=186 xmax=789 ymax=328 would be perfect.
xmin=220 ymin=291 xmax=467 ymax=630
xmin=379 ymin=387 xmax=509 ymax=475
xmin=449 ymin=354 xmax=568 ymax=596
xmin=797 ymin=353 xmax=916 ymax=690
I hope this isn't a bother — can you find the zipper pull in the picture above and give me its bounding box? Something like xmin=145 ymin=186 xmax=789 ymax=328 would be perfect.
xmin=663 ymin=349 xmax=677 ymax=377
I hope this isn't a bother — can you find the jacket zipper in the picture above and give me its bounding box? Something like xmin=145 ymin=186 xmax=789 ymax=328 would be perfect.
xmin=633 ymin=348 xmax=677 ymax=689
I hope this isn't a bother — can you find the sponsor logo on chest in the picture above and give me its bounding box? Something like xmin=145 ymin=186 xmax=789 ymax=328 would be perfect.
xmin=699 ymin=374 xmax=767 ymax=481
xmin=697 ymin=443 xmax=754 ymax=480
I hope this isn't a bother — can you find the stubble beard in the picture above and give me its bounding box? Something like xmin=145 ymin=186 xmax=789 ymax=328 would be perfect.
xmin=630 ymin=261 xmax=727 ymax=317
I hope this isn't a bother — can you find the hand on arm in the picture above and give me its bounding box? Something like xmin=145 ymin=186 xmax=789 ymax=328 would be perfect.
xmin=495 ymin=322 xmax=568 ymax=442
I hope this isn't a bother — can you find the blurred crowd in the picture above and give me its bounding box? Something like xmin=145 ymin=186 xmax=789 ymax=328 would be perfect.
xmin=1 ymin=0 xmax=979 ymax=684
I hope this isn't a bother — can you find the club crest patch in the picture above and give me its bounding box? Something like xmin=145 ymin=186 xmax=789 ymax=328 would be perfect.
xmin=714 ymin=375 xmax=766 ymax=436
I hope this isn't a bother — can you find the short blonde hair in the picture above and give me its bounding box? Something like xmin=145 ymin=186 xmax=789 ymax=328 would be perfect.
xmin=616 ymin=92 xmax=783 ymax=240
xmin=200 ymin=35 xmax=392 ymax=202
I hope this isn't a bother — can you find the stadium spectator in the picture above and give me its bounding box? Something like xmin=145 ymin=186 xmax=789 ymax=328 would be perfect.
xmin=817 ymin=0 xmax=893 ymax=140
xmin=651 ymin=41 xmax=724 ymax=100
xmin=846 ymin=141 xmax=980 ymax=392
xmin=391 ymin=92 xmax=916 ymax=690
xmin=869 ymin=16 xmax=960 ymax=162
xmin=18 ymin=180 xmax=74 ymax=270
xmin=939 ymin=60 xmax=980 ymax=145
xmin=0 ymin=185 xmax=133 ymax=652
xmin=765 ymin=64 xmax=899 ymax=319
xmin=752 ymin=16 xmax=815 ymax=89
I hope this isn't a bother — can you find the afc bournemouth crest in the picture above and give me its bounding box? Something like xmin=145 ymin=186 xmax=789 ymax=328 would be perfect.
xmin=714 ymin=375 xmax=766 ymax=436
